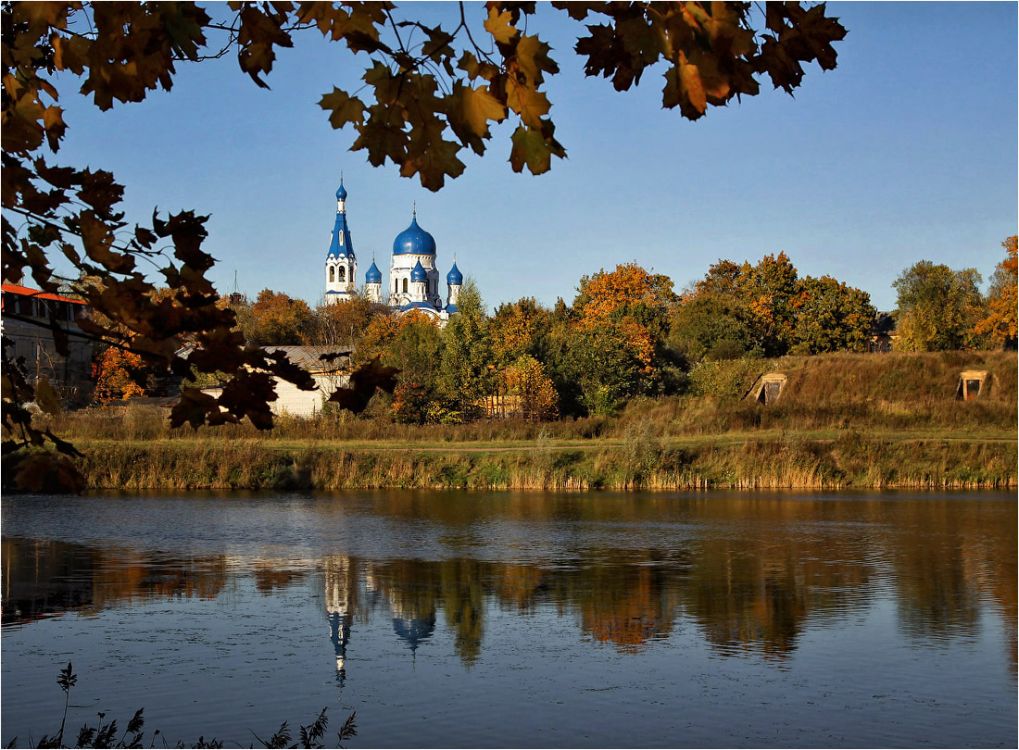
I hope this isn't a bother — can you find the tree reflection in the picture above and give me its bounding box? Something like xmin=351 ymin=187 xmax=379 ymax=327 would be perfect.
xmin=3 ymin=494 xmax=1014 ymax=674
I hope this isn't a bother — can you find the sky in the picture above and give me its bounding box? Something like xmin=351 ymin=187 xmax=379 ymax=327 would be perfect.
xmin=50 ymin=2 xmax=1018 ymax=311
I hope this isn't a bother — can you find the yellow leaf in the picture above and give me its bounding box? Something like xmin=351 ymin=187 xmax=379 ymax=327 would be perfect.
xmin=505 ymin=78 xmax=550 ymax=129
xmin=679 ymin=53 xmax=707 ymax=114
xmin=458 ymin=84 xmax=506 ymax=136
xmin=484 ymin=7 xmax=517 ymax=45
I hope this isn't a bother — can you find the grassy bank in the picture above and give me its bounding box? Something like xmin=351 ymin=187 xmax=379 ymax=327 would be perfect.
xmin=72 ymin=431 xmax=1015 ymax=491
xmin=23 ymin=351 xmax=1019 ymax=491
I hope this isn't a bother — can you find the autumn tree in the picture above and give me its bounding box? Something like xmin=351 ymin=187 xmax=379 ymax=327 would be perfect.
xmin=974 ymin=235 xmax=1018 ymax=349
xmin=893 ymin=261 xmax=986 ymax=352
xmin=91 ymin=347 xmax=146 ymax=404
xmin=489 ymin=297 xmax=552 ymax=367
xmin=499 ymin=354 xmax=558 ymax=421
xmin=574 ymin=263 xmax=678 ymax=384
xmin=2 ymin=2 xmax=847 ymax=486
xmin=672 ymin=253 xmax=874 ymax=361
xmin=308 ymin=296 xmax=388 ymax=347
xmin=242 ymin=289 xmax=315 ymax=346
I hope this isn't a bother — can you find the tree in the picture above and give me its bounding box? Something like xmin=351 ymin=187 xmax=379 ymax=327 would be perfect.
xmin=91 ymin=347 xmax=146 ymax=404
xmin=2 ymin=2 xmax=846 ymax=486
xmin=308 ymin=296 xmax=388 ymax=347
xmin=386 ymin=314 xmax=444 ymax=424
xmin=974 ymin=235 xmax=1018 ymax=349
xmin=570 ymin=325 xmax=648 ymax=416
xmin=439 ymin=280 xmax=493 ymax=420
xmin=669 ymin=291 xmax=758 ymax=362
xmin=574 ymin=263 xmax=677 ymax=381
xmin=489 ymin=297 xmax=551 ymax=367
xmin=893 ymin=261 xmax=986 ymax=351
xmin=791 ymin=275 xmax=876 ymax=354
xmin=247 ymin=289 xmax=315 ymax=346
xmin=500 ymin=354 xmax=558 ymax=421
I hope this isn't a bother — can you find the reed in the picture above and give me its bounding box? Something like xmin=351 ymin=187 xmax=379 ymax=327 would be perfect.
xmin=67 ymin=435 xmax=1016 ymax=491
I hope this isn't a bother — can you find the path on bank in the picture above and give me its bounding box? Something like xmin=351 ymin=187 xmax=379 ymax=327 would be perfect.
xmin=75 ymin=427 xmax=1018 ymax=455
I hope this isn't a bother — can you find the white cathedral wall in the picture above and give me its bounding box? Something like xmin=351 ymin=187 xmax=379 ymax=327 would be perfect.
xmin=325 ymin=258 xmax=357 ymax=304
xmin=389 ymin=254 xmax=441 ymax=306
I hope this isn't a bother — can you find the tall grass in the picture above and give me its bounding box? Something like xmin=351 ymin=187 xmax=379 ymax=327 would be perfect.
xmin=71 ymin=436 xmax=1016 ymax=491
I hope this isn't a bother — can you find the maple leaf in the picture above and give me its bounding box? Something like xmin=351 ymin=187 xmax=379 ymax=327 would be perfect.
xmin=509 ymin=123 xmax=565 ymax=175
xmin=484 ymin=6 xmax=518 ymax=45
xmin=447 ymin=83 xmax=506 ymax=155
xmin=319 ymin=87 xmax=366 ymax=129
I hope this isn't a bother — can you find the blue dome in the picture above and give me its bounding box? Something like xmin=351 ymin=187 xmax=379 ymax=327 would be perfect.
xmin=335 ymin=180 xmax=347 ymax=200
xmin=365 ymin=261 xmax=382 ymax=284
xmin=392 ymin=215 xmax=436 ymax=256
xmin=410 ymin=260 xmax=427 ymax=283
xmin=446 ymin=262 xmax=462 ymax=285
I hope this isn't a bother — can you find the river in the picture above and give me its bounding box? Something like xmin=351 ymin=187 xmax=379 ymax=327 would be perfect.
xmin=1 ymin=491 xmax=1015 ymax=747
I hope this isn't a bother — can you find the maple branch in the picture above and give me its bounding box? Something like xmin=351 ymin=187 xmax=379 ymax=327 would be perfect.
xmin=458 ymin=2 xmax=497 ymax=64
xmin=7 ymin=205 xmax=166 ymax=260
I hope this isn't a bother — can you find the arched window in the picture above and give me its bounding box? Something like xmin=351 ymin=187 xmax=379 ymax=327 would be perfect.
xmin=329 ymin=266 xmax=334 ymax=282
xmin=338 ymin=266 xmax=346 ymax=282
xmin=402 ymin=278 xmax=408 ymax=294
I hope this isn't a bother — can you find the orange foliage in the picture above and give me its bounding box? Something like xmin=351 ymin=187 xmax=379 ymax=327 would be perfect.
xmin=975 ymin=235 xmax=1018 ymax=347
xmin=574 ymin=263 xmax=675 ymax=373
xmin=91 ymin=347 xmax=145 ymax=404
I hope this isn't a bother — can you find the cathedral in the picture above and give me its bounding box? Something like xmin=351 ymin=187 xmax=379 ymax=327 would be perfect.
xmin=323 ymin=178 xmax=463 ymax=322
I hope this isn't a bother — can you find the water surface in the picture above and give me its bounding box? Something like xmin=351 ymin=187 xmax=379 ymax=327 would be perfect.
xmin=2 ymin=491 xmax=1015 ymax=747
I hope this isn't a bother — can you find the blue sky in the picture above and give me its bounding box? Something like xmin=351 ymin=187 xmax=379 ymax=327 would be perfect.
xmin=53 ymin=2 xmax=1017 ymax=310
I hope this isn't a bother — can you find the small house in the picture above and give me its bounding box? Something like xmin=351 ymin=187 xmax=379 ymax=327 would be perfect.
xmin=200 ymin=345 xmax=352 ymax=418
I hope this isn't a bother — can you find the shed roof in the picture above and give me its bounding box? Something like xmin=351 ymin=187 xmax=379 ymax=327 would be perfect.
xmin=262 ymin=345 xmax=353 ymax=374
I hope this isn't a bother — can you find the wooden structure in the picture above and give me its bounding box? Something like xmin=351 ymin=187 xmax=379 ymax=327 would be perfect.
xmin=747 ymin=373 xmax=788 ymax=405
xmin=956 ymin=370 xmax=990 ymax=401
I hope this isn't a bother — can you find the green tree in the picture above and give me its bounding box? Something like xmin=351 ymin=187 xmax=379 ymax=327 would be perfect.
xmin=791 ymin=276 xmax=876 ymax=354
xmin=439 ymin=280 xmax=493 ymax=420
xmin=893 ymin=261 xmax=986 ymax=351
xmin=668 ymin=291 xmax=759 ymax=362
xmin=678 ymin=252 xmax=801 ymax=360
xmin=387 ymin=315 xmax=444 ymax=424
xmin=570 ymin=326 xmax=648 ymax=416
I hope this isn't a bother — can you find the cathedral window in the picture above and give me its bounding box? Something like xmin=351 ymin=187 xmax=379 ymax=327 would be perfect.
xmin=338 ymin=266 xmax=346 ymax=282
xmin=402 ymin=278 xmax=408 ymax=294
xmin=329 ymin=266 xmax=334 ymax=282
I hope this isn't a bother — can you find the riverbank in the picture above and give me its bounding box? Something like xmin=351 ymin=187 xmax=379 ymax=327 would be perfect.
xmin=73 ymin=431 xmax=1015 ymax=490
xmin=17 ymin=351 xmax=1019 ymax=491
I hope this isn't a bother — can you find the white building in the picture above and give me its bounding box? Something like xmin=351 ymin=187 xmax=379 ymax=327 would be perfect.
xmin=199 ymin=345 xmax=351 ymax=418
xmin=323 ymin=181 xmax=357 ymax=305
xmin=322 ymin=180 xmax=464 ymax=323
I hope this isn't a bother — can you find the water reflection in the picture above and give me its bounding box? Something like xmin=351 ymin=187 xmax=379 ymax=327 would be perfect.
xmin=3 ymin=492 xmax=1015 ymax=676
